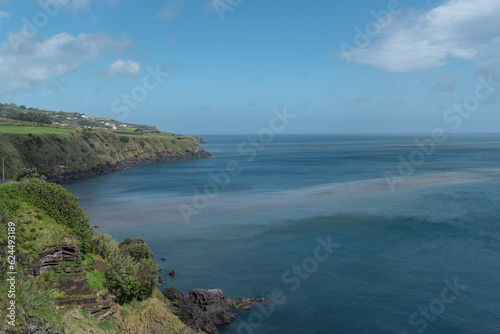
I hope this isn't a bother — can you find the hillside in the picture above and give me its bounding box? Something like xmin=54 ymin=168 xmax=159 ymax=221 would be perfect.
xmin=0 ymin=103 xmax=158 ymax=131
xmin=0 ymin=179 xmax=198 ymax=333
xmin=0 ymin=126 xmax=210 ymax=182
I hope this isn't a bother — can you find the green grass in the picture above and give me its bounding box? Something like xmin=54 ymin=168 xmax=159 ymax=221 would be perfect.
xmin=87 ymin=270 xmax=107 ymax=292
xmin=0 ymin=125 xmax=76 ymax=134
xmin=0 ymin=183 xmax=73 ymax=263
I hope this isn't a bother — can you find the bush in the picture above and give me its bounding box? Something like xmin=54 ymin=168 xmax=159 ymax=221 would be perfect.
xmin=106 ymin=262 xmax=141 ymax=304
xmin=91 ymin=233 xmax=159 ymax=304
xmin=133 ymin=258 xmax=160 ymax=301
xmin=6 ymin=112 xmax=52 ymax=124
xmin=13 ymin=167 xmax=46 ymax=181
xmin=19 ymin=179 xmax=92 ymax=253
xmin=119 ymin=238 xmax=154 ymax=261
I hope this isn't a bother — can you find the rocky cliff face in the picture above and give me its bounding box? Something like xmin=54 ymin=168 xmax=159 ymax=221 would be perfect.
xmin=46 ymin=149 xmax=212 ymax=182
xmin=163 ymin=287 xmax=264 ymax=334
xmin=18 ymin=238 xmax=118 ymax=321
xmin=22 ymin=237 xmax=81 ymax=279
xmin=0 ymin=128 xmax=212 ymax=181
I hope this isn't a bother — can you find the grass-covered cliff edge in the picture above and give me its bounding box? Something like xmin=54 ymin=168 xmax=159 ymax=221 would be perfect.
xmin=0 ymin=178 xmax=199 ymax=334
xmin=0 ymin=125 xmax=211 ymax=182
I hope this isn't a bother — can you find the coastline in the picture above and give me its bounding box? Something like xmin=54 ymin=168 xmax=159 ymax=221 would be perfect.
xmin=46 ymin=149 xmax=212 ymax=182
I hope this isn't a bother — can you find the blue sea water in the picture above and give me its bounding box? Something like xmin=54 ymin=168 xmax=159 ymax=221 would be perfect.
xmin=63 ymin=134 xmax=500 ymax=334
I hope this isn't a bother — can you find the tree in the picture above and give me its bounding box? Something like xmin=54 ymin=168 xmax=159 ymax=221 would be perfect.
xmin=13 ymin=168 xmax=46 ymax=181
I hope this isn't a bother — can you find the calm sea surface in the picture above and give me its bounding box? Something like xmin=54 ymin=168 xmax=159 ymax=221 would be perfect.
xmin=63 ymin=134 xmax=500 ymax=334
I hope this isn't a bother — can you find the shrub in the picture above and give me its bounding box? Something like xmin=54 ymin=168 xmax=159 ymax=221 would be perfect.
xmin=91 ymin=233 xmax=158 ymax=304
xmin=106 ymin=263 xmax=141 ymax=304
xmin=19 ymin=179 xmax=92 ymax=253
xmin=13 ymin=167 xmax=46 ymax=181
xmin=6 ymin=112 xmax=52 ymax=124
xmin=119 ymin=238 xmax=154 ymax=261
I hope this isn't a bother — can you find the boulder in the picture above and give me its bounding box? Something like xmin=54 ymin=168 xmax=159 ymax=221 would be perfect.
xmin=162 ymin=288 xmax=263 ymax=334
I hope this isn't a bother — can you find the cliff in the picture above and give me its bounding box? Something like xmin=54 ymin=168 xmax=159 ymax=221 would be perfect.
xmin=0 ymin=180 xmax=198 ymax=334
xmin=0 ymin=127 xmax=211 ymax=181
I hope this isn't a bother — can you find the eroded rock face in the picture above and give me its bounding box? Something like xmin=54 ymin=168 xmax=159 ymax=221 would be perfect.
xmin=22 ymin=238 xmax=81 ymax=279
xmin=56 ymin=294 xmax=117 ymax=321
xmin=21 ymin=321 xmax=59 ymax=334
xmin=163 ymin=288 xmax=235 ymax=334
xmin=18 ymin=238 xmax=117 ymax=321
xmin=163 ymin=288 xmax=264 ymax=334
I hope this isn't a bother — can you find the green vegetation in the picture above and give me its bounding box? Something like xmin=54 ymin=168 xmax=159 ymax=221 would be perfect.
xmin=6 ymin=112 xmax=52 ymax=124
xmin=92 ymin=233 xmax=159 ymax=304
xmin=0 ymin=126 xmax=205 ymax=179
xmin=0 ymin=183 xmax=72 ymax=264
xmin=119 ymin=238 xmax=154 ymax=261
xmin=19 ymin=179 xmax=92 ymax=254
xmin=14 ymin=167 xmax=47 ymax=181
xmin=0 ymin=102 xmax=158 ymax=131
xmin=0 ymin=179 xmax=193 ymax=333
xmin=0 ymin=125 xmax=76 ymax=134
xmin=87 ymin=270 xmax=107 ymax=292
xmin=0 ymin=103 xmax=208 ymax=332
xmin=17 ymin=277 xmax=60 ymax=325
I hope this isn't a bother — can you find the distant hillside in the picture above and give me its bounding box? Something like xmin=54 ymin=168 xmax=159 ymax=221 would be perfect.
xmin=0 ymin=102 xmax=210 ymax=181
xmin=0 ymin=126 xmax=211 ymax=182
xmin=0 ymin=102 xmax=158 ymax=131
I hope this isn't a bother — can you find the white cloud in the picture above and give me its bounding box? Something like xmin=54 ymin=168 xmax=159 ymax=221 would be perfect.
xmin=339 ymin=0 xmax=500 ymax=73
xmin=0 ymin=11 xmax=9 ymax=20
xmin=101 ymin=59 xmax=141 ymax=77
xmin=0 ymin=32 xmax=131 ymax=94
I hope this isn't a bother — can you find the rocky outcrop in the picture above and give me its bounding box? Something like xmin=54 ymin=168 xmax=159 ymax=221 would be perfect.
xmin=9 ymin=321 xmax=60 ymax=334
xmin=21 ymin=238 xmax=81 ymax=279
xmin=18 ymin=237 xmax=118 ymax=321
xmin=163 ymin=288 xmax=264 ymax=334
xmin=46 ymin=149 xmax=212 ymax=182
xmin=56 ymin=294 xmax=117 ymax=321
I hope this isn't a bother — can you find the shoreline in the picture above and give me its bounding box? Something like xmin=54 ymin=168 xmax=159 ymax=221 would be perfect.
xmin=46 ymin=149 xmax=212 ymax=182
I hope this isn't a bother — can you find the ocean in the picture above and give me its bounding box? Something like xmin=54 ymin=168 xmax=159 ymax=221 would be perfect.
xmin=62 ymin=134 xmax=500 ymax=334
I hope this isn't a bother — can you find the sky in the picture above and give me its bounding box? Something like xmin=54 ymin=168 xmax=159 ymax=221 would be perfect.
xmin=0 ymin=0 xmax=499 ymax=134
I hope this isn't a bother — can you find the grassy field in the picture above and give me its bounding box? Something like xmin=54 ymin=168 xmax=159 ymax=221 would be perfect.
xmin=0 ymin=125 xmax=76 ymax=135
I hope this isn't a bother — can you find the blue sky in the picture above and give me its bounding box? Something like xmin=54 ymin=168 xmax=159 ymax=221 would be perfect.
xmin=0 ymin=0 xmax=499 ymax=134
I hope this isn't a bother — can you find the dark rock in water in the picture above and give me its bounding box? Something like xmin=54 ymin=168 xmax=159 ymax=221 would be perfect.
xmin=162 ymin=287 xmax=264 ymax=334
xmin=168 ymin=270 xmax=175 ymax=276
xmin=161 ymin=258 xmax=166 ymax=261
